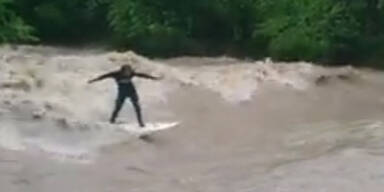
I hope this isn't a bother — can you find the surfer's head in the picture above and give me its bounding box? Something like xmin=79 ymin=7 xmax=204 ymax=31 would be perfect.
xmin=120 ymin=64 xmax=133 ymax=75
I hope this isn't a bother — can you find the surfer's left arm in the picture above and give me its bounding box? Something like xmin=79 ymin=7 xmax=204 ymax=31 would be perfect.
xmin=134 ymin=72 xmax=162 ymax=80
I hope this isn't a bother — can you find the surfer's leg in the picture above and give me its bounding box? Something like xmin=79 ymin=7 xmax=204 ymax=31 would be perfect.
xmin=130 ymin=95 xmax=145 ymax=127
xmin=110 ymin=94 xmax=126 ymax=123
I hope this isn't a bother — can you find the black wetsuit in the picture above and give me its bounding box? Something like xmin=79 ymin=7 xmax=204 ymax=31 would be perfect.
xmin=89 ymin=70 xmax=158 ymax=127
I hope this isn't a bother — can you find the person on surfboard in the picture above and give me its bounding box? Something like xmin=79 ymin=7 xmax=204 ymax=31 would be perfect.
xmin=88 ymin=64 xmax=161 ymax=127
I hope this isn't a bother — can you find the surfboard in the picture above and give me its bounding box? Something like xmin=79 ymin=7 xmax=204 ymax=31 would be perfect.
xmin=117 ymin=122 xmax=179 ymax=136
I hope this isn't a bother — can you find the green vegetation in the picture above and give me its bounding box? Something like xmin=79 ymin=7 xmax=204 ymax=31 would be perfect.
xmin=1 ymin=0 xmax=384 ymax=66
xmin=0 ymin=0 xmax=36 ymax=43
xmin=13 ymin=0 xmax=109 ymax=42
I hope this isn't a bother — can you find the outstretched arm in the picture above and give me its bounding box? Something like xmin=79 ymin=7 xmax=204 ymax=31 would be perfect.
xmin=88 ymin=71 xmax=116 ymax=84
xmin=134 ymin=72 xmax=162 ymax=80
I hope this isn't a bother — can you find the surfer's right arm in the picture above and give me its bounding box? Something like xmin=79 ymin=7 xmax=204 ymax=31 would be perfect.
xmin=88 ymin=71 xmax=117 ymax=84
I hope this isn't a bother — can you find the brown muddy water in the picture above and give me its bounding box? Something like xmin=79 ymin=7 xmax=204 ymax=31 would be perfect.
xmin=0 ymin=45 xmax=384 ymax=192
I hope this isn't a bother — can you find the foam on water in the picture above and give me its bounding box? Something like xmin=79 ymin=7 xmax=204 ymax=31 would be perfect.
xmin=1 ymin=45 xmax=384 ymax=192
xmin=0 ymin=45 xmax=377 ymax=164
xmin=0 ymin=124 xmax=25 ymax=151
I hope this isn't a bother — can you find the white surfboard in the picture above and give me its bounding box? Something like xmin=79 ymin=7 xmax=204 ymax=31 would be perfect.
xmin=118 ymin=122 xmax=179 ymax=136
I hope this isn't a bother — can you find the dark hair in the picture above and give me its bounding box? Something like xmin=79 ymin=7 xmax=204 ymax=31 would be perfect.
xmin=120 ymin=64 xmax=132 ymax=72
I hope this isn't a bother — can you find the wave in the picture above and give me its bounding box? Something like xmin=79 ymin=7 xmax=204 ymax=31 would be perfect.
xmin=0 ymin=45 xmax=380 ymax=164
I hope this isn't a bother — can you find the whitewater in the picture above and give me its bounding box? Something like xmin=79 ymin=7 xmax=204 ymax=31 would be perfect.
xmin=0 ymin=45 xmax=384 ymax=192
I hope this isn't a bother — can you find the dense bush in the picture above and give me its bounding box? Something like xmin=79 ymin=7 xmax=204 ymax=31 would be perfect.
xmin=254 ymin=0 xmax=362 ymax=62
xmin=13 ymin=0 xmax=109 ymax=42
xmin=0 ymin=0 xmax=36 ymax=43
xmin=107 ymin=0 xmax=259 ymax=56
xmin=0 ymin=0 xmax=384 ymax=65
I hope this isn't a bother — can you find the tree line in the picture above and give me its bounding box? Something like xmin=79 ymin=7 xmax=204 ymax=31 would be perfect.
xmin=1 ymin=0 xmax=384 ymax=67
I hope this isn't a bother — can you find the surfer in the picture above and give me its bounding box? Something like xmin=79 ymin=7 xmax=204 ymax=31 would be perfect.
xmin=88 ymin=64 xmax=161 ymax=127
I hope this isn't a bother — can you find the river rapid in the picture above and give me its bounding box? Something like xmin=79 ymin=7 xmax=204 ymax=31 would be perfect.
xmin=0 ymin=45 xmax=384 ymax=192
